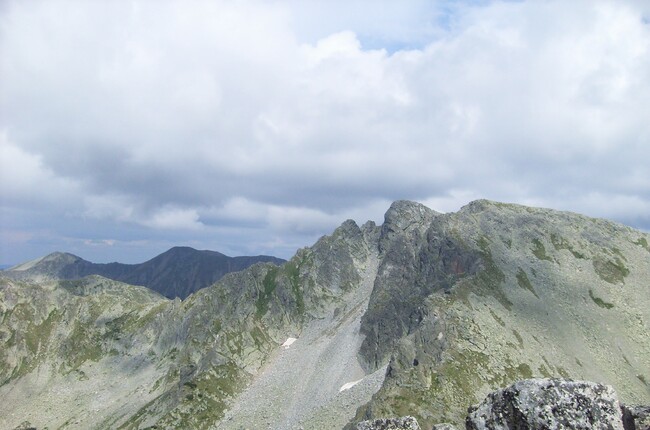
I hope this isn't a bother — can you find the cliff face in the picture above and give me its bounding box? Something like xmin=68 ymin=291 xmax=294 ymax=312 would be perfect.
xmin=353 ymin=200 xmax=650 ymax=428
xmin=1 ymin=199 xmax=649 ymax=429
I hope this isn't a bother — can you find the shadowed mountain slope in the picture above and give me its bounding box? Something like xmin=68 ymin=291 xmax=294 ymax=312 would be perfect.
xmin=350 ymin=200 xmax=650 ymax=428
xmin=2 ymin=246 xmax=285 ymax=299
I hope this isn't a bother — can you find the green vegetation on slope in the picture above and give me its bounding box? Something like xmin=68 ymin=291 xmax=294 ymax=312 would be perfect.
xmin=531 ymin=238 xmax=553 ymax=262
xmin=589 ymin=289 xmax=614 ymax=309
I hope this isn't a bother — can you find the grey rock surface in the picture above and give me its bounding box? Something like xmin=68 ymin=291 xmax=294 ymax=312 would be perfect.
xmin=360 ymin=200 xmax=441 ymax=371
xmin=466 ymin=378 xmax=624 ymax=430
xmin=357 ymin=416 xmax=421 ymax=430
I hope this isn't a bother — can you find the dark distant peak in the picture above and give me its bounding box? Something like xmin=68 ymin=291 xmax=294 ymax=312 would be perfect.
xmin=250 ymin=255 xmax=285 ymax=262
xmin=231 ymin=255 xmax=285 ymax=265
xmin=383 ymin=200 xmax=439 ymax=231
xmin=142 ymin=247 xmax=223 ymax=266
xmin=165 ymin=246 xmax=199 ymax=254
xmin=163 ymin=246 xmax=226 ymax=258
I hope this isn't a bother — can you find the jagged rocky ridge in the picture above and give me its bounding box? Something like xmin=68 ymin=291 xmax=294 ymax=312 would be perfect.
xmin=0 ymin=199 xmax=649 ymax=429
xmin=2 ymin=246 xmax=285 ymax=299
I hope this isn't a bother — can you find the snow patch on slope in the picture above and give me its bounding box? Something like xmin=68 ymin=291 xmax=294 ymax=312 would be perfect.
xmin=339 ymin=378 xmax=363 ymax=392
xmin=282 ymin=337 xmax=297 ymax=349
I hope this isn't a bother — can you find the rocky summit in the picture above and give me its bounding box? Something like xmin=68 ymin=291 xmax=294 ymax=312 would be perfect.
xmin=1 ymin=199 xmax=649 ymax=429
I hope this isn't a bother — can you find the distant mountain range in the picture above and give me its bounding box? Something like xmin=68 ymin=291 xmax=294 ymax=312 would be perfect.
xmin=1 ymin=200 xmax=648 ymax=429
xmin=1 ymin=246 xmax=285 ymax=299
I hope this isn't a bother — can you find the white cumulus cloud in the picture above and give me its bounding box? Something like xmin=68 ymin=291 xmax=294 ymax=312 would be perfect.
xmin=1 ymin=0 xmax=649 ymax=263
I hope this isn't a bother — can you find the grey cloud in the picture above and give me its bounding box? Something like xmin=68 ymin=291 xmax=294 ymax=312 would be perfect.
xmin=2 ymin=0 xmax=650 ymax=264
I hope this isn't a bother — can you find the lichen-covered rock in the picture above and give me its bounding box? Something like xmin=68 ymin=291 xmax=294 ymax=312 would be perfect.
xmin=466 ymin=378 xmax=624 ymax=430
xmin=622 ymin=405 xmax=650 ymax=430
xmin=357 ymin=416 xmax=421 ymax=430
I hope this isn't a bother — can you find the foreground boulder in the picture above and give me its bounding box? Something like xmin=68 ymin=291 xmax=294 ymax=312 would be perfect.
xmin=466 ymin=379 xmax=623 ymax=430
xmin=357 ymin=416 xmax=421 ymax=430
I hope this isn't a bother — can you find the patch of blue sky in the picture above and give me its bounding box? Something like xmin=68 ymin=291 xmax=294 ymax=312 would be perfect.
xmin=354 ymin=0 xmax=523 ymax=54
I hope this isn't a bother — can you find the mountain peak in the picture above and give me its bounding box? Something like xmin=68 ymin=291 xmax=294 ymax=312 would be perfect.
xmin=459 ymin=199 xmax=508 ymax=213
xmin=385 ymin=200 xmax=438 ymax=221
xmin=383 ymin=200 xmax=439 ymax=233
xmin=7 ymin=251 xmax=82 ymax=272
xmin=42 ymin=251 xmax=82 ymax=262
xmin=168 ymin=246 xmax=197 ymax=251
xmin=164 ymin=246 xmax=199 ymax=255
xmin=333 ymin=219 xmax=361 ymax=236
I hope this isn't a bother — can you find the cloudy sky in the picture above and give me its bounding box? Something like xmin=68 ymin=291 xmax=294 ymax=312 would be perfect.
xmin=1 ymin=0 xmax=649 ymax=265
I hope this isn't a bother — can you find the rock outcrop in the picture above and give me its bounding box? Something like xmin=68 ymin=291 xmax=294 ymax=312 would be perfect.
xmin=466 ymin=378 xmax=623 ymax=430
xmin=357 ymin=416 xmax=421 ymax=430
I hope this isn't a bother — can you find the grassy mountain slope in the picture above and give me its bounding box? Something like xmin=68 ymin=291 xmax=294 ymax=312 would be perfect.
xmin=0 ymin=275 xmax=172 ymax=429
